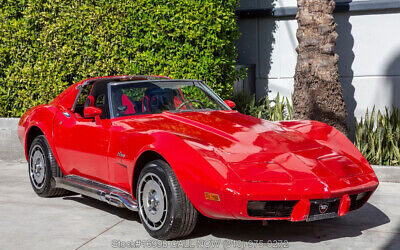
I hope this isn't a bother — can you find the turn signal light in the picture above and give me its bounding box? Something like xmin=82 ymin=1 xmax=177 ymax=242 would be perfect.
xmin=205 ymin=192 xmax=220 ymax=201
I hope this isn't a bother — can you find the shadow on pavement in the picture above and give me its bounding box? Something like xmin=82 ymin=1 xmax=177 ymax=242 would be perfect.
xmin=62 ymin=195 xmax=390 ymax=244
xmin=63 ymin=195 xmax=140 ymax=222
xmin=189 ymin=203 xmax=390 ymax=243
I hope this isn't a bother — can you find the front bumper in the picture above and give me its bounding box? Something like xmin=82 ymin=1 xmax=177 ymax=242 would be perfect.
xmin=218 ymin=172 xmax=378 ymax=221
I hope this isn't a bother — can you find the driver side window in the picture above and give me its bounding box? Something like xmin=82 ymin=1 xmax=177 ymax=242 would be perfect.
xmin=74 ymin=83 xmax=93 ymax=118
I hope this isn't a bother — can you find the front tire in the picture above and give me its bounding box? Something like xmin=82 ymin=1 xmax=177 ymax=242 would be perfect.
xmin=28 ymin=135 xmax=68 ymax=197
xmin=137 ymin=160 xmax=198 ymax=240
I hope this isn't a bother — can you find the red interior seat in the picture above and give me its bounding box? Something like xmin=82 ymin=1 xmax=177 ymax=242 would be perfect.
xmin=121 ymin=94 xmax=136 ymax=115
xmin=84 ymin=95 xmax=95 ymax=108
xmin=141 ymin=96 xmax=150 ymax=112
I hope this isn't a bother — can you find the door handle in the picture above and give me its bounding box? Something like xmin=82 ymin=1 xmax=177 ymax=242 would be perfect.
xmin=63 ymin=112 xmax=71 ymax=118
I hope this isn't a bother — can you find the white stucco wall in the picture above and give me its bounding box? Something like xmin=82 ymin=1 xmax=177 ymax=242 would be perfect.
xmin=237 ymin=0 xmax=400 ymax=127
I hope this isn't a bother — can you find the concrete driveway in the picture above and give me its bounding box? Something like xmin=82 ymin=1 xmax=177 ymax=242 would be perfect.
xmin=0 ymin=160 xmax=399 ymax=250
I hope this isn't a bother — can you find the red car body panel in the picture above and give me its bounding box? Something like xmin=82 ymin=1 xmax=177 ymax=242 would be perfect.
xmin=18 ymin=76 xmax=379 ymax=221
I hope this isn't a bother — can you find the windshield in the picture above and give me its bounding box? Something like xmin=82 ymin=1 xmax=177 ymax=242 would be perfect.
xmin=110 ymin=81 xmax=229 ymax=118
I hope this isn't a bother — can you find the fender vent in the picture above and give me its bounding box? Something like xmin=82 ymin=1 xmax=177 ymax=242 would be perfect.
xmin=247 ymin=200 xmax=298 ymax=218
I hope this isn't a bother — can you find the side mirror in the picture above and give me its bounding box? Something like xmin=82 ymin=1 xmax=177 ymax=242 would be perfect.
xmin=224 ymin=100 xmax=236 ymax=109
xmin=84 ymin=107 xmax=102 ymax=119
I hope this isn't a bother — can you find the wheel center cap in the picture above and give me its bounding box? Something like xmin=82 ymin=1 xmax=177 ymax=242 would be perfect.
xmin=148 ymin=192 xmax=158 ymax=209
xmin=150 ymin=197 xmax=155 ymax=207
xmin=35 ymin=164 xmax=41 ymax=175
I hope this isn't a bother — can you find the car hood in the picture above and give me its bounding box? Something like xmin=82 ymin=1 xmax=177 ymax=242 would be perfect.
xmin=160 ymin=111 xmax=324 ymax=155
xmin=119 ymin=110 xmax=367 ymax=181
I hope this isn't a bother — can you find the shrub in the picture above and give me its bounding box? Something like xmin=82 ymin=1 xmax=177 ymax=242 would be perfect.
xmin=233 ymin=92 xmax=293 ymax=121
xmin=355 ymin=107 xmax=400 ymax=166
xmin=0 ymin=0 xmax=242 ymax=117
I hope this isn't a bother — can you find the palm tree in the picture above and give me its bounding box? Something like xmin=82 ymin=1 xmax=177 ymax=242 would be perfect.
xmin=293 ymin=0 xmax=348 ymax=135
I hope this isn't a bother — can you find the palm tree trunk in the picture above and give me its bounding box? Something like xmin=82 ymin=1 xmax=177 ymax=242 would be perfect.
xmin=293 ymin=0 xmax=348 ymax=135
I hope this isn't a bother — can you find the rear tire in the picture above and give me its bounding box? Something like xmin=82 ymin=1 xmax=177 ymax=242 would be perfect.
xmin=137 ymin=160 xmax=198 ymax=240
xmin=28 ymin=135 xmax=69 ymax=197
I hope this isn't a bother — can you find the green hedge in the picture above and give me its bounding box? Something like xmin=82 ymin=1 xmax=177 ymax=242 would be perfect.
xmin=0 ymin=0 xmax=241 ymax=117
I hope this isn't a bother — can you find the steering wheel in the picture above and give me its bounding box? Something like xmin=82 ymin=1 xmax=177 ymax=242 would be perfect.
xmin=176 ymin=99 xmax=205 ymax=110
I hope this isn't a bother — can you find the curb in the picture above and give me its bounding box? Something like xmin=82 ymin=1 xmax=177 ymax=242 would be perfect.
xmin=372 ymin=165 xmax=400 ymax=183
xmin=0 ymin=117 xmax=20 ymax=129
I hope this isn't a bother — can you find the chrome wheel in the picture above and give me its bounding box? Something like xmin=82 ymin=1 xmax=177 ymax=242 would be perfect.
xmin=29 ymin=145 xmax=46 ymax=189
xmin=138 ymin=173 xmax=168 ymax=231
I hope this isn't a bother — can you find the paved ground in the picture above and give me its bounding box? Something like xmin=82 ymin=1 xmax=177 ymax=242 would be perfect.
xmin=1 ymin=160 xmax=399 ymax=250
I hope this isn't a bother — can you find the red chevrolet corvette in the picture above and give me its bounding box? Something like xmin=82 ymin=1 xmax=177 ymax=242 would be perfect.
xmin=18 ymin=75 xmax=379 ymax=239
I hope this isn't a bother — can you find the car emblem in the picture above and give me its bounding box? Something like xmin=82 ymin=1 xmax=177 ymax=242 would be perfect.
xmin=319 ymin=204 xmax=329 ymax=214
